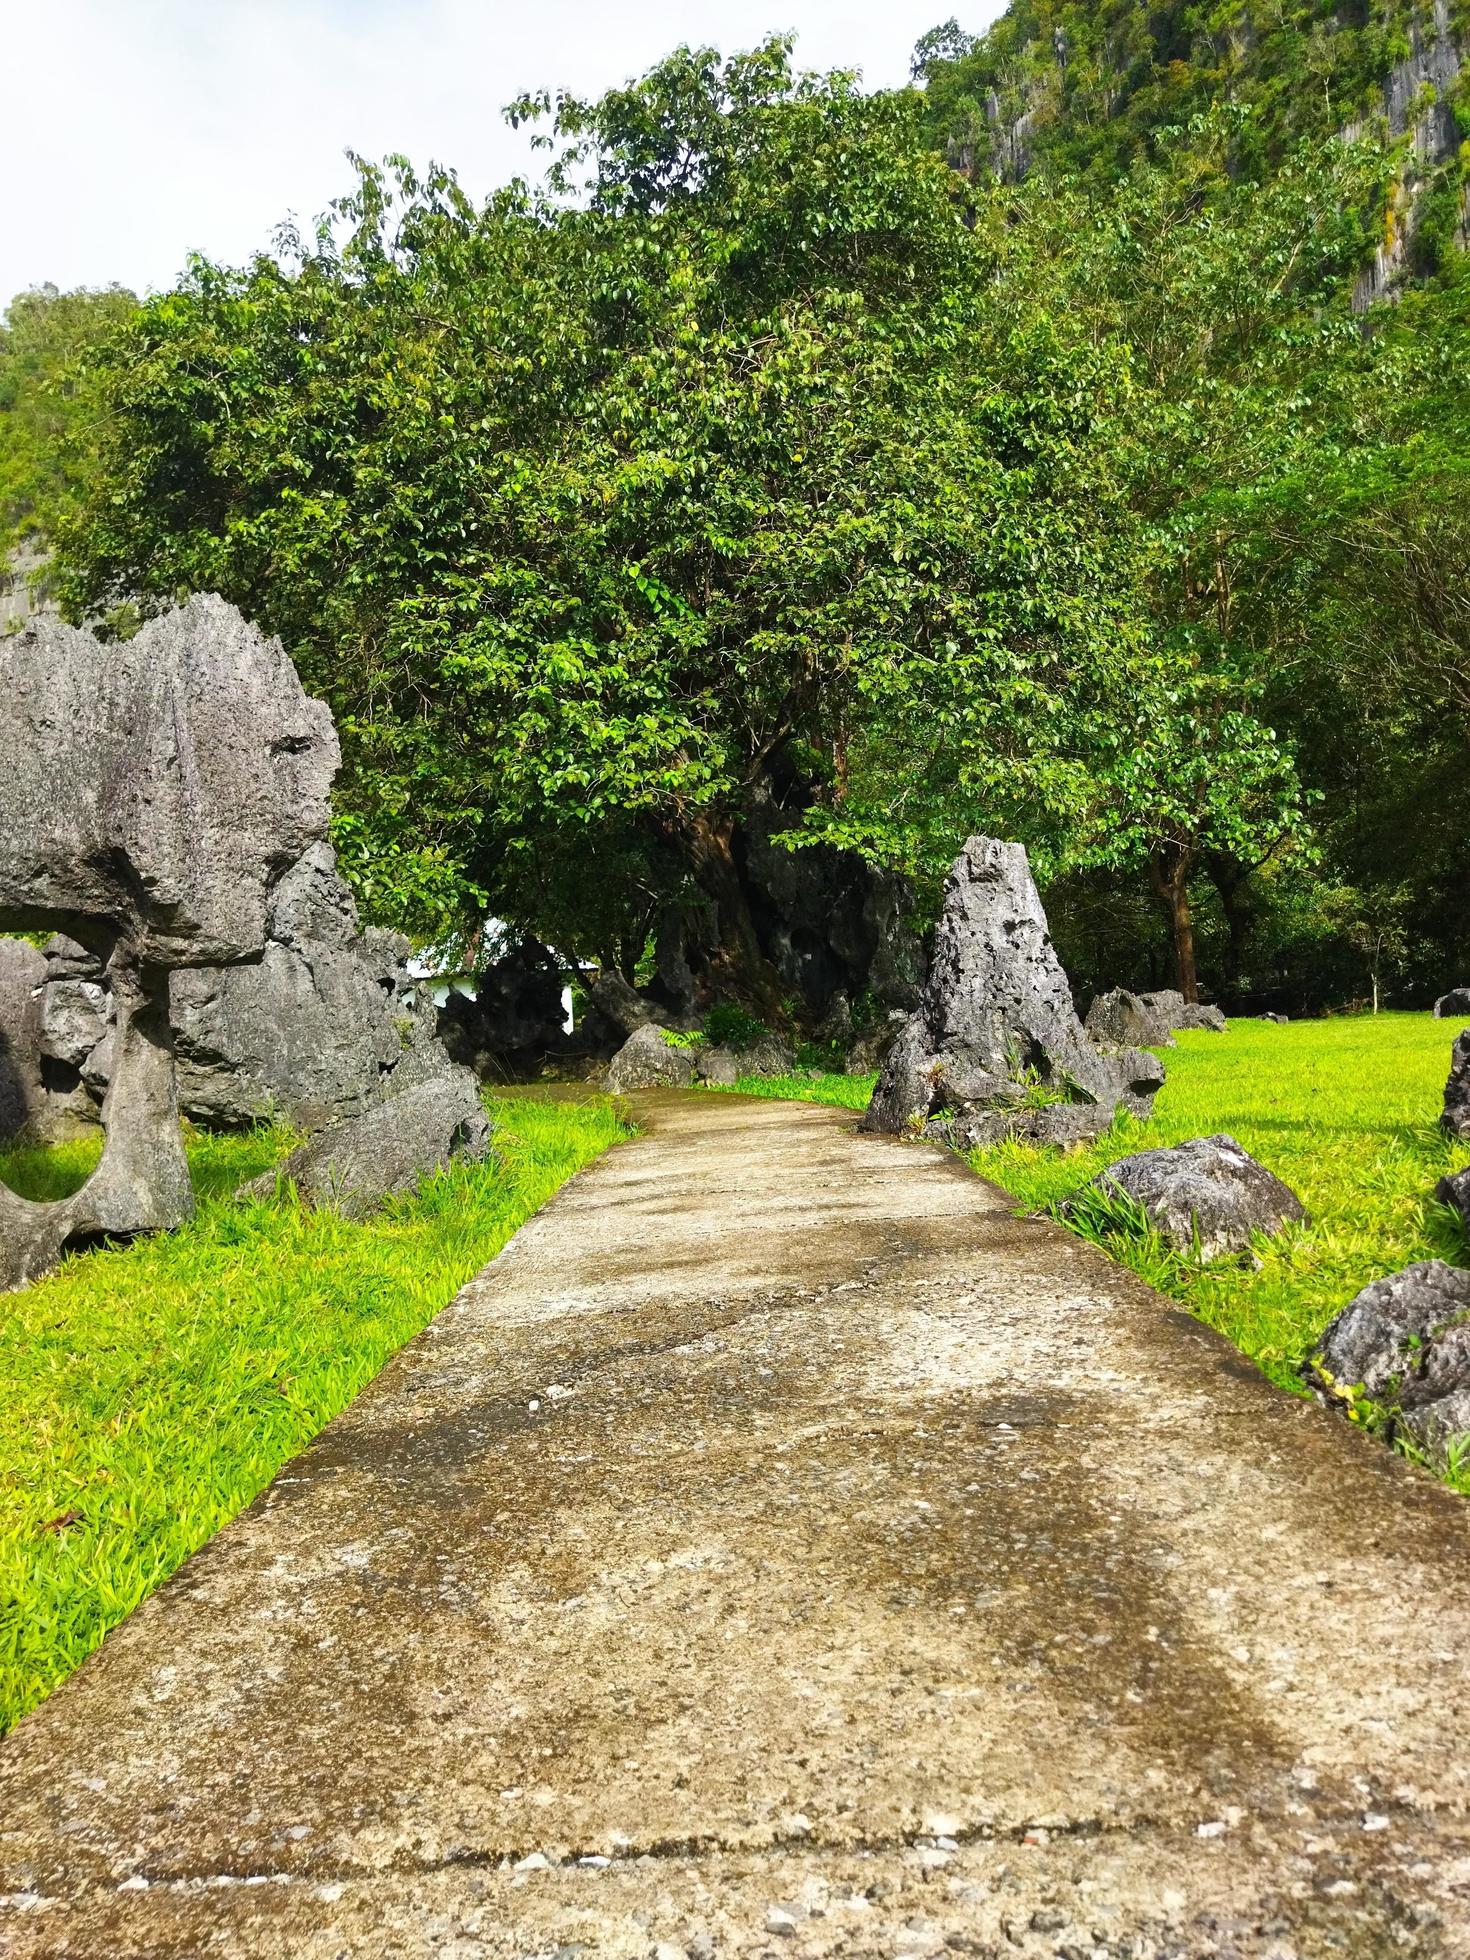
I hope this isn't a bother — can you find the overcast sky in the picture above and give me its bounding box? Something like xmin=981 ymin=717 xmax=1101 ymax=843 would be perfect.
xmin=4 ymin=0 xmax=996 ymax=304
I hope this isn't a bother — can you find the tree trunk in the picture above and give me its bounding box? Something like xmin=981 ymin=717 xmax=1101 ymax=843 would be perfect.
xmin=683 ymin=810 xmax=789 ymax=1022
xmin=1205 ymin=852 xmax=1254 ymax=998
xmin=1149 ymin=846 xmax=1200 ymax=1003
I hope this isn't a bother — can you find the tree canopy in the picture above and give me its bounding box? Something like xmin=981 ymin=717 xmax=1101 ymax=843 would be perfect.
xmin=6 ymin=9 xmax=1468 ymax=1015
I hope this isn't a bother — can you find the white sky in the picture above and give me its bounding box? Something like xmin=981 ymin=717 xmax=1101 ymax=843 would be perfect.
xmin=3 ymin=0 xmax=995 ymax=304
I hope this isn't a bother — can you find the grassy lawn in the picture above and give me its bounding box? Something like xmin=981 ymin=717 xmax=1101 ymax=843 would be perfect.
xmin=965 ymin=1014 xmax=1466 ymax=1396
xmin=710 ymin=1018 xmax=1469 ymax=1409
xmin=705 ymin=1069 xmax=878 ymax=1110
xmin=0 ymin=1092 xmax=624 ymax=1734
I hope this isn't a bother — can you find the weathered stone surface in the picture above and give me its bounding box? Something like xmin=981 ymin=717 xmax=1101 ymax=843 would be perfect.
xmin=0 ymin=972 xmax=193 ymax=1292
xmin=845 ymin=1010 xmax=906 ymax=1077
xmin=1437 ymin=1165 xmax=1470 ymax=1228
xmin=1065 ymin=1133 xmax=1306 ymax=1260
xmin=1085 ymin=987 xmax=1177 ymax=1051
xmin=587 ymin=971 xmax=671 ymax=1046
xmin=1086 ymin=987 xmax=1227 ymax=1049
xmin=862 ymin=837 xmax=1164 ymax=1147
xmin=15 ymin=833 xmax=476 ymax=1138
xmin=238 ymin=1075 xmax=492 ymax=1221
xmin=0 ymin=597 xmax=341 ymax=1284
xmin=606 ymin=1024 xmax=697 ymax=1093
xmin=1436 ymin=986 xmax=1470 ymax=1019
xmin=694 ymin=1044 xmax=743 ymax=1086
xmin=1443 ymin=1029 xmax=1470 ymax=1140
xmin=1175 ymin=1000 xmax=1228 ymax=1033
xmin=736 ymin=1032 xmax=798 ymax=1077
xmin=168 ymin=843 xmax=435 ymax=1131
xmin=1312 ymin=1260 xmax=1470 ymax=1465
xmin=0 ymin=594 xmax=337 ymax=968
xmin=1260 ymin=1011 xmax=1290 ymax=1024
xmin=39 ymin=977 xmax=110 ymax=1068
xmin=39 ymin=933 xmax=102 ymax=982
xmin=0 ymin=937 xmax=46 ymax=1141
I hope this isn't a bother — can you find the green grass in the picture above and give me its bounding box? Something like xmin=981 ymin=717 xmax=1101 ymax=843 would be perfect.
xmin=0 ymin=1092 xmax=624 ymax=1734
xmin=704 ymin=1069 xmax=879 ymax=1110
xmin=965 ymin=1014 xmax=1467 ymax=1394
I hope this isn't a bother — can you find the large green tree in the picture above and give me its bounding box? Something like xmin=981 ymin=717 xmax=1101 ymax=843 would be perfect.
xmin=0 ymin=283 xmax=137 ymax=566
xmin=51 ymin=41 xmax=1161 ymax=1009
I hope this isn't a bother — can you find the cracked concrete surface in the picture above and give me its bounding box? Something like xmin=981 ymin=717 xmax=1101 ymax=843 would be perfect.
xmin=4 ymin=1090 xmax=1470 ymax=1958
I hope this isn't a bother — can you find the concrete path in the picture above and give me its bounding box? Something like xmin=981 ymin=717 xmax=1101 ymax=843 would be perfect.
xmin=4 ymin=1093 xmax=1470 ymax=1959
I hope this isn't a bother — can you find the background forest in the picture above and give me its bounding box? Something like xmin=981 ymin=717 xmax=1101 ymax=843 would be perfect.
xmin=2 ymin=0 xmax=1467 ymax=1025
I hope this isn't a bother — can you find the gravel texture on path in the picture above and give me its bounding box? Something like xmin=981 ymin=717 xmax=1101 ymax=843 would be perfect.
xmin=4 ymin=1091 xmax=1470 ymax=1957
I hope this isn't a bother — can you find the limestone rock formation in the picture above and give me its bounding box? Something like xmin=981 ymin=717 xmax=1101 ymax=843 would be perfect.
xmin=606 ymin=1025 xmax=697 ymax=1093
xmin=695 ymin=1046 xmax=743 ymax=1086
xmin=1064 ymin=1134 xmax=1306 ymax=1261
xmin=0 ymin=596 xmax=346 ymax=1286
xmin=1435 ymin=987 xmax=1470 ymax=1019
xmin=238 ymin=1075 xmax=492 ymax=1221
xmin=0 ymin=596 xmax=338 ymax=967
xmin=1437 ymin=1165 xmax=1470 ymax=1230
xmin=1085 ymin=988 xmax=1176 ymax=1050
xmin=1085 ymin=987 xmax=1228 ymax=1050
xmin=1311 ymin=1260 xmax=1470 ymax=1464
xmin=10 ymin=852 xmax=463 ymax=1137
xmin=0 ymin=596 xmax=485 ymax=1286
xmin=1443 ymin=1031 xmax=1470 ymax=1141
xmin=168 ymin=845 xmax=448 ymax=1130
xmin=0 ymin=939 xmax=46 ymax=1141
xmin=861 ymin=837 xmax=1164 ymax=1148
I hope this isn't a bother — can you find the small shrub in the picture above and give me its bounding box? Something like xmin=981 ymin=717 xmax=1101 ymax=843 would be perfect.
xmin=703 ymin=1003 xmax=769 ymax=1050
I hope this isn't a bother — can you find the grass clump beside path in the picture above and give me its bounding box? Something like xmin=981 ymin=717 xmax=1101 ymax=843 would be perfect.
xmin=704 ymin=1070 xmax=878 ymax=1110
xmin=0 ymin=1092 xmax=624 ymax=1734
xmin=966 ymin=1014 xmax=1466 ymax=1395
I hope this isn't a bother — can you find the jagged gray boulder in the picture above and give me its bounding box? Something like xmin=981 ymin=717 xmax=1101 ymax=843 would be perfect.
xmin=168 ymin=845 xmax=447 ymax=1130
xmin=1311 ymin=1260 xmax=1470 ymax=1465
xmin=0 ymin=596 xmax=482 ymax=1288
xmin=39 ymin=978 xmax=110 ymax=1068
xmin=1175 ymin=1000 xmax=1228 ymax=1033
xmin=695 ymin=1045 xmax=743 ymax=1086
xmin=1443 ymin=1031 xmax=1470 ymax=1141
xmin=1435 ymin=987 xmax=1470 ymax=1019
xmin=690 ymin=1032 xmax=797 ymax=1086
xmin=0 ymin=938 xmax=46 ymax=1141
xmin=238 ymin=1076 xmax=492 ymax=1221
xmin=1086 ymin=989 xmax=1177 ymax=1051
xmin=0 ymin=595 xmax=337 ymax=967
xmin=0 ymin=597 xmax=343 ymax=1286
xmin=606 ymin=1024 xmax=697 ymax=1093
xmin=1064 ymin=1133 xmax=1306 ymax=1260
xmin=1437 ymin=1166 xmax=1470 ymax=1229
xmin=861 ymin=837 xmax=1164 ymax=1148
xmin=13 ymin=847 xmax=467 ymax=1136
xmin=1085 ymin=987 xmax=1227 ymax=1050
